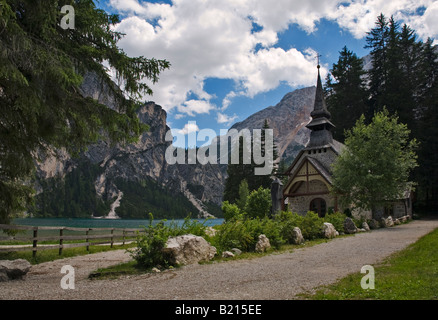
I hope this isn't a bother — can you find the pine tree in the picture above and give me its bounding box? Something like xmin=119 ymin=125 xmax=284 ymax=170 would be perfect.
xmin=0 ymin=1 xmax=170 ymax=223
xmin=365 ymin=13 xmax=390 ymax=119
xmin=223 ymin=120 xmax=278 ymax=203
xmin=223 ymin=135 xmax=253 ymax=203
xmin=414 ymin=38 xmax=438 ymax=210
xmin=325 ymin=46 xmax=368 ymax=142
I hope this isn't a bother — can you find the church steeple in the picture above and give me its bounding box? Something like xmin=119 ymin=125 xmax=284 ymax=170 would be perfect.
xmin=306 ymin=63 xmax=335 ymax=148
xmin=311 ymin=64 xmax=332 ymax=120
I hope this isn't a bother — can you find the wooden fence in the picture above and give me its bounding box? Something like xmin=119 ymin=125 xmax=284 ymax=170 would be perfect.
xmin=0 ymin=224 xmax=145 ymax=257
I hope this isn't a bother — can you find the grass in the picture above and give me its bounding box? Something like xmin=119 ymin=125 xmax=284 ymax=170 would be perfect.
xmin=301 ymin=227 xmax=438 ymax=300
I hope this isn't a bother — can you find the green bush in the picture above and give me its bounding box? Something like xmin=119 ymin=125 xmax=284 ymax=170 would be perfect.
xmin=210 ymin=220 xmax=254 ymax=253
xmin=131 ymin=221 xmax=172 ymax=269
xmin=274 ymin=211 xmax=305 ymax=244
xmin=246 ymin=187 xmax=271 ymax=219
xmin=130 ymin=215 xmax=210 ymax=269
xmin=222 ymin=201 xmax=241 ymax=222
xmin=300 ymin=211 xmax=325 ymax=240
xmin=273 ymin=211 xmax=325 ymax=241
xmin=211 ymin=216 xmax=284 ymax=253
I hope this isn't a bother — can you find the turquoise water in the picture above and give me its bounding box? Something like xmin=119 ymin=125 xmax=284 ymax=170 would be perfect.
xmin=12 ymin=217 xmax=224 ymax=229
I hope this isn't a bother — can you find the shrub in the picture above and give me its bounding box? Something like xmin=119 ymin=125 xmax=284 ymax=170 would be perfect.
xmin=131 ymin=215 xmax=210 ymax=269
xmin=274 ymin=211 xmax=305 ymax=244
xmin=211 ymin=216 xmax=284 ymax=253
xmin=210 ymin=220 xmax=254 ymax=253
xmin=246 ymin=187 xmax=271 ymax=219
xmin=222 ymin=201 xmax=241 ymax=222
xmin=300 ymin=211 xmax=325 ymax=240
xmin=131 ymin=221 xmax=172 ymax=269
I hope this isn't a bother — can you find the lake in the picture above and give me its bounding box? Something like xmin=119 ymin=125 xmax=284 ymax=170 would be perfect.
xmin=12 ymin=217 xmax=225 ymax=229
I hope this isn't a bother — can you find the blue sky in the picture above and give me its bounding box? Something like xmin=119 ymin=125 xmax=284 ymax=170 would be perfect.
xmin=95 ymin=0 xmax=438 ymax=148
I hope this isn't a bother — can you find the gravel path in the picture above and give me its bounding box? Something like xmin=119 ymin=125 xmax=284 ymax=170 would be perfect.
xmin=1 ymin=218 xmax=437 ymax=300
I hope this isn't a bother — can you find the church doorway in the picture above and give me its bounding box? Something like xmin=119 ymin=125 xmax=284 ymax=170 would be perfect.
xmin=310 ymin=198 xmax=327 ymax=218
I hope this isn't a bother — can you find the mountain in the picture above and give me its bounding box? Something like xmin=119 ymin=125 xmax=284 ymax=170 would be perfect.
xmin=32 ymin=73 xmax=226 ymax=220
xmin=229 ymin=86 xmax=315 ymax=165
xmin=32 ymin=73 xmax=316 ymax=219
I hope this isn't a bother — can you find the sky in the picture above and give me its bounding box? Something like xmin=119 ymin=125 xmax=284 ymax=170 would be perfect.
xmin=95 ymin=0 xmax=438 ymax=148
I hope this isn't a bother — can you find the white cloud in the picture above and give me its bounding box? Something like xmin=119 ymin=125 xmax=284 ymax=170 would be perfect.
xmin=110 ymin=0 xmax=319 ymax=115
xmin=216 ymin=112 xmax=239 ymax=125
xmin=177 ymin=122 xmax=200 ymax=135
xmin=177 ymin=99 xmax=215 ymax=116
xmin=108 ymin=0 xmax=438 ymax=116
xmin=330 ymin=0 xmax=437 ymax=39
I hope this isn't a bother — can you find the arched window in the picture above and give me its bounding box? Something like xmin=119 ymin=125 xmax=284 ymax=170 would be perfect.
xmin=310 ymin=198 xmax=327 ymax=218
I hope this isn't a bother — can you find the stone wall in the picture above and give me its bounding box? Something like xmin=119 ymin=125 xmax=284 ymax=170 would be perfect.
xmin=287 ymin=179 xmax=334 ymax=215
xmin=306 ymin=147 xmax=338 ymax=171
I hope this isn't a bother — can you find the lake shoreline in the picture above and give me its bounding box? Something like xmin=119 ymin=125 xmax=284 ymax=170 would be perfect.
xmin=11 ymin=217 xmax=224 ymax=229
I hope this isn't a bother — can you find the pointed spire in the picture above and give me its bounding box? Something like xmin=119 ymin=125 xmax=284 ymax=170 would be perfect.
xmin=306 ymin=61 xmax=335 ymax=148
xmin=311 ymin=64 xmax=331 ymax=120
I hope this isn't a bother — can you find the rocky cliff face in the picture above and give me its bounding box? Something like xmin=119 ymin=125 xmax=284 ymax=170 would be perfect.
xmin=35 ymin=72 xmax=316 ymax=218
xmin=35 ymin=73 xmax=225 ymax=219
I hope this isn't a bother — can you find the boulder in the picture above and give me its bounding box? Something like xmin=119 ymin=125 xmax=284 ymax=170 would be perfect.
xmin=322 ymin=223 xmax=337 ymax=239
xmin=0 ymin=259 xmax=32 ymax=282
xmin=362 ymin=222 xmax=371 ymax=232
xmin=162 ymin=234 xmax=217 ymax=266
xmin=368 ymin=219 xmax=380 ymax=230
xmin=344 ymin=217 xmax=358 ymax=234
xmin=291 ymin=227 xmax=305 ymax=245
xmin=222 ymin=251 xmax=234 ymax=258
xmin=381 ymin=216 xmax=394 ymax=228
xmin=386 ymin=216 xmax=394 ymax=227
xmin=231 ymin=248 xmax=242 ymax=256
xmin=255 ymin=234 xmax=271 ymax=253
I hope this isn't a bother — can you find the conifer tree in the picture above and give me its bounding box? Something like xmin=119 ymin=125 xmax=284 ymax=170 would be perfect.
xmin=0 ymin=1 xmax=170 ymax=223
xmin=325 ymin=46 xmax=368 ymax=142
xmin=365 ymin=13 xmax=390 ymax=118
xmin=223 ymin=120 xmax=278 ymax=203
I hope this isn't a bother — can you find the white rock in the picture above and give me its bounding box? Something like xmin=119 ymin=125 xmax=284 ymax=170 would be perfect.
xmin=222 ymin=251 xmax=235 ymax=258
xmin=291 ymin=227 xmax=305 ymax=244
xmin=322 ymin=222 xmax=337 ymax=239
xmin=162 ymin=234 xmax=217 ymax=266
xmin=0 ymin=259 xmax=32 ymax=282
xmin=255 ymin=234 xmax=271 ymax=253
xmin=362 ymin=222 xmax=370 ymax=231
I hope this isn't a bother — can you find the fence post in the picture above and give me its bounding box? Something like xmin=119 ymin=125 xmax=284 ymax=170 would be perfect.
xmin=86 ymin=229 xmax=90 ymax=252
xmin=122 ymin=229 xmax=126 ymax=246
xmin=110 ymin=228 xmax=114 ymax=248
xmin=59 ymin=228 xmax=63 ymax=256
xmin=32 ymin=227 xmax=38 ymax=258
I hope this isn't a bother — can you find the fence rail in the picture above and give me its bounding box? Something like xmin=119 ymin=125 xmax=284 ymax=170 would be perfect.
xmin=0 ymin=224 xmax=145 ymax=257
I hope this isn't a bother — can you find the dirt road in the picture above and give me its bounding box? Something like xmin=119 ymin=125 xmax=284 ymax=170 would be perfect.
xmin=1 ymin=218 xmax=437 ymax=300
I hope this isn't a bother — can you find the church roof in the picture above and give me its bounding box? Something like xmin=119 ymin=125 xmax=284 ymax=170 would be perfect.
xmin=306 ymin=66 xmax=334 ymax=130
xmin=307 ymin=157 xmax=332 ymax=184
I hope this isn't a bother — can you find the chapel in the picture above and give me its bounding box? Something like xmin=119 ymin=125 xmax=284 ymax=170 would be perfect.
xmin=281 ymin=64 xmax=413 ymax=220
